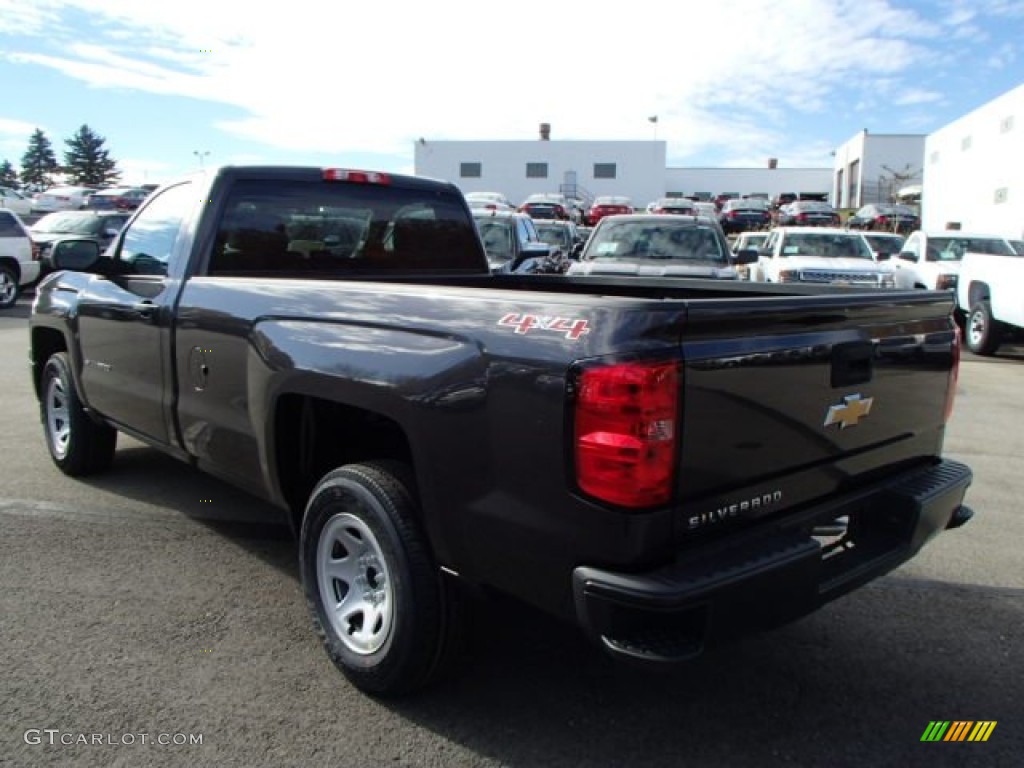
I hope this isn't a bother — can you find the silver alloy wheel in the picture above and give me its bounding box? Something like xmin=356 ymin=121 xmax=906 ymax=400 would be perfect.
xmin=317 ymin=512 xmax=393 ymax=655
xmin=45 ymin=372 xmax=71 ymax=460
xmin=969 ymin=308 xmax=986 ymax=347
xmin=0 ymin=270 xmax=16 ymax=305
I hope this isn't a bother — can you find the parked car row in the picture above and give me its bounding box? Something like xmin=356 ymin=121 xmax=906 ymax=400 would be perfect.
xmin=846 ymin=203 xmax=920 ymax=233
xmin=26 ymin=184 xmax=152 ymax=214
xmin=0 ymin=208 xmax=131 ymax=307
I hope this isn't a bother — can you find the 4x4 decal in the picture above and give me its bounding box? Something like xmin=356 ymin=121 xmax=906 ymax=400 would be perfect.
xmin=497 ymin=313 xmax=591 ymax=341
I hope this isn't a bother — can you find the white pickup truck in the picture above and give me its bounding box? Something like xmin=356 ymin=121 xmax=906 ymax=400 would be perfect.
xmin=957 ymin=240 xmax=1024 ymax=355
xmin=892 ymin=231 xmax=1014 ymax=295
xmin=749 ymin=227 xmax=894 ymax=287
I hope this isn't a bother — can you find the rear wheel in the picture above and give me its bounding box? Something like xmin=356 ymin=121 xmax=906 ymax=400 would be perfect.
xmin=300 ymin=461 xmax=464 ymax=696
xmin=0 ymin=263 xmax=19 ymax=309
xmin=40 ymin=352 xmax=117 ymax=475
xmin=966 ymin=300 xmax=1003 ymax=356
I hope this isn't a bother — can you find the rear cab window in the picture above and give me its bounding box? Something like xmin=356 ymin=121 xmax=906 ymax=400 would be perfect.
xmin=206 ymin=179 xmax=483 ymax=276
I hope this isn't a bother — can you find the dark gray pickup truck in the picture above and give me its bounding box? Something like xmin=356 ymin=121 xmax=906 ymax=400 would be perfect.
xmin=29 ymin=166 xmax=973 ymax=696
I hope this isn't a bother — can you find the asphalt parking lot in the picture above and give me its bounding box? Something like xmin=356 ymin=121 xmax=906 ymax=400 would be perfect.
xmin=1 ymin=291 xmax=1021 ymax=768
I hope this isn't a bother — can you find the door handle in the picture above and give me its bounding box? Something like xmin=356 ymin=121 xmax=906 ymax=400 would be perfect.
xmin=132 ymin=301 xmax=157 ymax=320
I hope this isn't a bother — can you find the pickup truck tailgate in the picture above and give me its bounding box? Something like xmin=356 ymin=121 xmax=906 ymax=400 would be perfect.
xmin=676 ymin=291 xmax=958 ymax=533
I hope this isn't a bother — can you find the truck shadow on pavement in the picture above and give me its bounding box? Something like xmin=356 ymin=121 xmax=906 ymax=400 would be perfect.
xmin=391 ymin=581 xmax=1022 ymax=767
xmin=76 ymin=442 xmax=299 ymax=577
xmin=74 ymin=443 xmax=1022 ymax=766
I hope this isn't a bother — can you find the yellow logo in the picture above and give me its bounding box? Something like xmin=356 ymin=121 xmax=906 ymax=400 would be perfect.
xmin=824 ymin=394 xmax=873 ymax=429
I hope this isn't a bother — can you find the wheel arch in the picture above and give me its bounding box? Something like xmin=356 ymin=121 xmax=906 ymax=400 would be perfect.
xmin=30 ymin=327 xmax=69 ymax=400
xmin=0 ymin=255 xmax=22 ymax=282
xmin=966 ymin=280 xmax=991 ymax=309
xmin=272 ymin=393 xmax=417 ymax=538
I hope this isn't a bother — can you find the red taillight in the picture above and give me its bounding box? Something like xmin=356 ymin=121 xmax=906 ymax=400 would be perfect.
xmin=574 ymin=360 xmax=679 ymax=508
xmin=875 ymin=215 xmax=889 ymax=225
xmin=322 ymin=168 xmax=391 ymax=184
xmin=31 ymin=242 xmax=41 ymax=261
xmin=945 ymin=325 xmax=960 ymax=423
xmin=796 ymin=213 xmax=808 ymax=222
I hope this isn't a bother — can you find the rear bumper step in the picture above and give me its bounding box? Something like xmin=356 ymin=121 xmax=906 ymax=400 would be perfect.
xmin=573 ymin=459 xmax=973 ymax=663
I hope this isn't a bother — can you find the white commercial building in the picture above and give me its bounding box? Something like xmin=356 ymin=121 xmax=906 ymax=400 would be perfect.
xmin=414 ymin=134 xmax=668 ymax=209
xmin=831 ymin=131 xmax=926 ymax=209
xmin=413 ymin=126 xmax=830 ymax=208
xmin=921 ymin=83 xmax=1024 ymax=238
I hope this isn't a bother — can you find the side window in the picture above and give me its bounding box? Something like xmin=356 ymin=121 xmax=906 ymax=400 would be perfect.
xmin=117 ymin=182 xmax=193 ymax=276
xmin=763 ymin=233 xmax=777 ymax=257
xmin=0 ymin=211 xmax=25 ymax=238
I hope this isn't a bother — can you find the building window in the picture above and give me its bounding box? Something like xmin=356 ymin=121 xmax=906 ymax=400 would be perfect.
xmin=1001 ymin=115 xmax=1014 ymax=133
xmin=459 ymin=162 xmax=482 ymax=178
xmin=526 ymin=162 xmax=548 ymax=179
xmin=929 ymin=150 xmax=940 ymax=164
xmin=593 ymin=163 xmax=617 ymax=179
xmin=994 ymin=187 xmax=1009 ymax=204
xmin=961 ymin=135 xmax=972 ymax=151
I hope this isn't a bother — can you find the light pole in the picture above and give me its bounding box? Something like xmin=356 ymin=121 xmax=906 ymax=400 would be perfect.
xmin=193 ymin=150 xmax=210 ymax=168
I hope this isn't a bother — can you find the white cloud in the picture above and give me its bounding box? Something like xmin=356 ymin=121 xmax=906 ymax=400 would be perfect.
xmin=892 ymin=89 xmax=944 ymax=106
xmin=0 ymin=0 xmax=998 ymax=165
xmin=0 ymin=117 xmax=41 ymax=137
xmin=115 ymin=156 xmax=177 ymax=185
xmin=987 ymin=42 xmax=1017 ymax=68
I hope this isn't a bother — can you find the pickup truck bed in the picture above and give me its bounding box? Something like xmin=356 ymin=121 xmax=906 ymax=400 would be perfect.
xmin=29 ymin=166 xmax=972 ymax=695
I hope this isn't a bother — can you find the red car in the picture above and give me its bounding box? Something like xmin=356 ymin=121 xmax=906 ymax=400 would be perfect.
xmin=586 ymin=196 xmax=632 ymax=226
xmin=85 ymin=187 xmax=150 ymax=211
xmin=519 ymin=195 xmax=569 ymax=220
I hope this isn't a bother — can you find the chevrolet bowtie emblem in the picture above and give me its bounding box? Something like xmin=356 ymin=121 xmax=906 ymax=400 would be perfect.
xmin=824 ymin=394 xmax=874 ymax=429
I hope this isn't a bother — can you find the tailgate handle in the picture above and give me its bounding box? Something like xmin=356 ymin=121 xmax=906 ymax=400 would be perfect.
xmin=831 ymin=341 xmax=874 ymax=388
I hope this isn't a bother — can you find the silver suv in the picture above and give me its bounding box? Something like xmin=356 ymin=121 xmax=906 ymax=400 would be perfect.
xmin=0 ymin=209 xmax=39 ymax=309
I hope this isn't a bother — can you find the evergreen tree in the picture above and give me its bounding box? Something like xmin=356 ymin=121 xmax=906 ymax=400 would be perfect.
xmin=20 ymin=128 xmax=59 ymax=190
xmin=0 ymin=160 xmax=17 ymax=187
xmin=64 ymin=124 xmax=121 ymax=187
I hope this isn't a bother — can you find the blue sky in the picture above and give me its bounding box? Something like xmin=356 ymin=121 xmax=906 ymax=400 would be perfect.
xmin=1 ymin=0 xmax=1022 ymax=186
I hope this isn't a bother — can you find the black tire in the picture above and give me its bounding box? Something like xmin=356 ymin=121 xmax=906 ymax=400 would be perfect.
xmin=300 ymin=461 xmax=464 ymax=696
xmin=966 ymin=300 xmax=1003 ymax=356
xmin=0 ymin=263 xmax=19 ymax=309
xmin=40 ymin=352 xmax=117 ymax=475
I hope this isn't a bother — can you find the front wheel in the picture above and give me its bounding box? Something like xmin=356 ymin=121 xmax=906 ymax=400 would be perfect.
xmin=966 ymin=300 xmax=1003 ymax=356
xmin=300 ymin=461 xmax=464 ymax=696
xmin=40 ymin=352 xmax=117 ymax=475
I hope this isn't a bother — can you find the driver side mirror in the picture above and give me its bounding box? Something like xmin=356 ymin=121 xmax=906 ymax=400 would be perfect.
xmin=732 ymin=248 xmax=759 ymax=265
xmin=50 ymin=239 xmax=101 ymax=272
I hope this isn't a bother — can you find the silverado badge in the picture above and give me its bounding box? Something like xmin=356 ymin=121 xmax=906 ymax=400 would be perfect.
xmin=824 ymin=394 xmax=873 ymax=429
